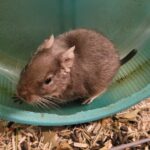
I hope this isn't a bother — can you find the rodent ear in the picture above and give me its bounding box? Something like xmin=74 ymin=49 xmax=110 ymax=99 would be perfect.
xmin=60 ymin=46 xmax=75 ymax=72
xmin=44 ymin=35 xmax=54 ymax=49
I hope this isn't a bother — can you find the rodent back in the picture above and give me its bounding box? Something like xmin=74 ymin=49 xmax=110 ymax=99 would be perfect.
xmin=65 ymin=29 xmax=120 ymax=80
xmin=57 ymin=29 xmax=120 ymax=97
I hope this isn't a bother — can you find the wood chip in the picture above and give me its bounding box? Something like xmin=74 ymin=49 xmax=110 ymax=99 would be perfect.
xmin=116 ymin=109 xmax=140 ymax=121
xmin=56 ymin=142 xmax=73 ymax=150
xmin=93 ymin=122 xmax=101 ymax=134
xmin=100 ymin=140 xmax=112 ymax=150
xmin=74 ymin=142 xmax=88 ymax=148
xmin=0 ymin=98 xmax=149 ymax=149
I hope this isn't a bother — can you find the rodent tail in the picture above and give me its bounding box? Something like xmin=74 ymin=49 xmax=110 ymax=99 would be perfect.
xmin=120 ymin=49 xmax=137 ymax=65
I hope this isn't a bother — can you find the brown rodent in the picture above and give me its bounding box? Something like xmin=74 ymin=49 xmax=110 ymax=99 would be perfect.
xmin=16 ymin=28 xmax=137 ymax=107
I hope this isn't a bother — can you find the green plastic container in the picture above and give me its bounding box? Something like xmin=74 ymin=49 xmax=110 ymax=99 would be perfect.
xmin=0 ymin=0 xmax=150 ymax=126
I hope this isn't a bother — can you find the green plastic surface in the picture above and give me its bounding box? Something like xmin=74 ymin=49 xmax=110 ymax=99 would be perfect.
xmin=0 ymin=0 xmax=150 ymax=126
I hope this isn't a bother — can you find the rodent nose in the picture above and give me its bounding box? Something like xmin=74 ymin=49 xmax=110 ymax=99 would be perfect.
xmin=17 ymin=88 xmax=29 ymax=100
xmin=18 ymin=89 xmax=38 ymax=103
xmin=20 ymin=91 xmax=28 ymax=96
xmin=19 ymin=90 xmax=28 ymax=100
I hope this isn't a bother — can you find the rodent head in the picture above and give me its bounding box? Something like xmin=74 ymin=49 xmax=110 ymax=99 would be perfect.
xmin=16 ymin=35 xmax=75 ymax=106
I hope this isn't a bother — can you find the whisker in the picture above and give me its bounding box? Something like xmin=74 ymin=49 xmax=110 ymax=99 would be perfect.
xmin=32 ymin=102 xmax=43 ymax=112
xmin=44 ymin=96 xmax=65 ymax=105
xmin=12 ymin=95 xmax=24 ymax=104
xmin=36 ymin=104 xmax=43 ymax=112
xmin=39 ymin=100 xmax=51 ymax=109
xmin=43 ymin=98 xmax=60 ymax=106
xmin=29 ymin=98 xmax=45 ymax=111
xmin=41 ymin=99 xmax=59 ymax=110
xmin=39 ymin=97 xmax=62 ymax=111
xmin=13 ymin=97 xmax=19 ymax=101
xmin=37 ymin=98 xmax=56 ymax=110
xmin=44 ymin=95 xmax=64 ymax=102
xmin=11 ymin=94 xmax=26 ymax=105
xmin=12 ymin=95 xmax=19 ymax=99
xmin=12 ymin=96 xmax=18 ymax=99
xmin=14 ymin=99 xmax=23 ymax=104
xmin=43 ymin=97 xmax=61 ymax=108
xmin=36 ymin=101 xmax=45 ymax=110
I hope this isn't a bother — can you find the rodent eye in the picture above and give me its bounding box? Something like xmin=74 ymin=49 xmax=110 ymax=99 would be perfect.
xmin=44 ymin=77 xmax=52 ymax=84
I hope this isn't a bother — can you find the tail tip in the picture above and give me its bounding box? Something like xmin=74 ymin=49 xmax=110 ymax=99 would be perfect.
xmin=131 ymin=49 xmax=138 ymax=54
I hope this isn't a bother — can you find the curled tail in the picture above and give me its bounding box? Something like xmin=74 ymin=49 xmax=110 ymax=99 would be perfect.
xmin=120 ymin=49 xmax=137 ymax=65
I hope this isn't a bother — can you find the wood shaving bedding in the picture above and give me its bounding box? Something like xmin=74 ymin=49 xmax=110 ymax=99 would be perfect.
xmin=0 ymin=98 xmax=149 ymax=150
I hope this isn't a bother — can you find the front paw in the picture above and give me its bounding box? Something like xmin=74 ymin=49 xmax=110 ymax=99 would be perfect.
xmin=82 ymin=98 xmax=94 ymax=105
